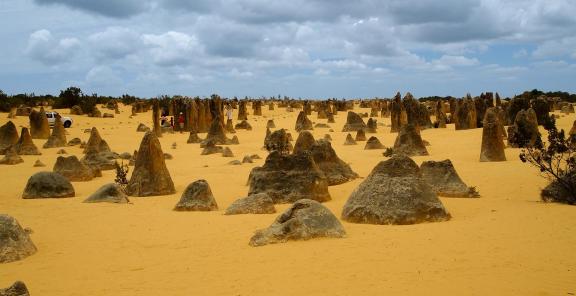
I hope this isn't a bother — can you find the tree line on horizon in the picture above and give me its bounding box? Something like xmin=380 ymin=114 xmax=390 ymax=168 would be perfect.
xmin=1 ymin=86 xmax=575 ymax=113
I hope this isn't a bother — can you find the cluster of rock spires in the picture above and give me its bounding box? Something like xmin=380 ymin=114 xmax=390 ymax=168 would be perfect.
xmin=4 ymin=93 xmax=572 ymax=255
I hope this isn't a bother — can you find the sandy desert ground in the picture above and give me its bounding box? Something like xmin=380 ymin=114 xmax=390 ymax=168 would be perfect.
xmin=1 ymin=103 xmax=575 ymax=296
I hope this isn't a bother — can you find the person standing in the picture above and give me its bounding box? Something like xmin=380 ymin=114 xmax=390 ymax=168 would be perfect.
xmin=178 ymin=112 xmax=185 ymax=133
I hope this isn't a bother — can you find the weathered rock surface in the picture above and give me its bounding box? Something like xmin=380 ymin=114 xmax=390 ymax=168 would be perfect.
xmin=480 ymin=107 xmax=506 ymax=162
xmin=0 ymin=281 xmax=30 ymax=296
xmin=420 ymin=159 xmax=479 ymax=198
xmin=264 ymin=129 xmax=292 ymax=153
xmin=507 ymin=109 xmax=541 ymax=148
xmin=53 ymin=155 xmax=96 ymax=182
xmin=222 ymin=147 xmax=234 ymax=157
xmin=295 ymin=111 xmax=313 ymax=132
xmin=225 ymin=193 xmax=276 ymax=215
xmin=174 ymin=180 xmax=218 ymax=211
xmin=342 ymin=111 xmax=367 ymax=132
xmin=235 ymin=120 xmax=252 ymax=130
xmin=248 ymin=151 xmax=331 ymax=203
xmin=364 ymin=136 xmax=385 ymax=150
xmin=0 ymin=215 xmax=37 ymax=263
xmin=43 ymin=116 xmax=68 ymax=148
xmin=293 ymin=132 xmax=358 ymax=185
xmin=187 ymin=132 xmax=203 ymax=144
xmin=341 ymin=155 xmax=450 ymax=225
xmin=29 ymin=108 xmax=50 ymax=139
xmin=355 ymin=129 xmax=366 ymax=141
xmin=0 ymin=146 xmax=23 ymax=165
xmin=22 ymin=172 xmax=75 ymax=199
xmin=136 ymin=123 xmax=150 ymax=132
xmin=125 ymin=132 xmax=175 ymax=197
xmin=392 ymin=124 xmax=429 ymax=156
xmin=344 ymin=133 xmax=356 ymax=145
xmin=249 ymin=199 xmax=346 ymax=247
xmin=292 ymin=131 xmax=316 ymax=154
xmin=83 ymin=127 xmax=111 ymax=154
xmin=83 ymin=183 xmax=130 ymax=204
xmin=0 ymin=121 xmax=19 ymax=153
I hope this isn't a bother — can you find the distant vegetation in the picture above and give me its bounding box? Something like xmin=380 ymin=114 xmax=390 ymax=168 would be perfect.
xmin=1 ymin=87 xmax=575 ymax=113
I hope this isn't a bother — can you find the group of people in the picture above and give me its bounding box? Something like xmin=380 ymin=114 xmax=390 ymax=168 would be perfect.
xmin=159 ymin=104 xmax=233 ymax=134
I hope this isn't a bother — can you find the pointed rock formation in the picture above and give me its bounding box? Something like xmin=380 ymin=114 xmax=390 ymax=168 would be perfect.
xmin=53 ymin=155 xmax=97 ymax=182
xmin=136 ymin=123 xmax=150 ymax=132
xmin=344 ymin=133 xmax=357 ymax=145
xmin=0 ymin=281 xmax=30 ymax=296
xmin=392 ymin=124 xmax=429 ymax=156
xmin=235 ymin=120 xmax=252 ymax=130
xmin=0 ymin=146 xmax=23 ymax=165
xmin=81 ymin=127 xmax=116 ymax=171
xmin=420 ymin=159 xmax=479 ymax=198
xmin=292 ymin=131 xmax=316 ymax=154
xmin=295 ymin=111 xmax=313 ymax=132
xmin=0 ymin=215 xmax=37 ymax=263
xmin=42 ymin=114 xmax=67 ymax=148
xmin=33 ymin=159 xmax=45 ymax=167
xmin=242 ymin=155 xmax=254 ymax=163
xmin=22 ymin=172 xmax=75 ymax=199
xmin=84 ymin=183 xmax=130 ymax=204
xmin=187 ymin=132 xmax=202 ymax=144
xmin=125 ymin=131 xmax=175 ymax=197
xmin=83 ymin=127 xmax=111 ymax=154
xmin=202 ymin=116 xmax=235 ymax=145
xmin=29 ymin=108 xmax=50 ymax=139
xmin=200 ymin=139 xmax=224 ymax=155
xmin=0 ymin=121 xmax=19 ymax=153
xmin=341 ymin=155 xmax=450 ymax=225
xmin=480 ymin=107 xmax=506 ymax=162
xmin=222 ymin=147 xmax=234 ymax=157
xmin=293 ymin=132 xmax=358 ymax=185
xmin=225 ymin=193 xmax=276 ymax=215
xmin=266 ymin=119 xmax=276 ymax=129
xmin=364 ymin=136 xmax=385 ymax=150
xmin=341 ymin=111 xmax=367 ymax=132
xmin=14 ymin=127 xmax=42 ymax=155
xmin=249 ymin=199 xmax=346 ymax=247
xmin=248 ymin=151 xmax=331 ymax=203
xmin=355 ymin=129 xmax=366 ymax=141
xmin=174 ymin=180 xmax=218 ymax=211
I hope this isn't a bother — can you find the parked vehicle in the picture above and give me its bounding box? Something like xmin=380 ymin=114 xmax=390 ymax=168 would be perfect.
xmin=46 ymin=111 xmax=73 ymax=128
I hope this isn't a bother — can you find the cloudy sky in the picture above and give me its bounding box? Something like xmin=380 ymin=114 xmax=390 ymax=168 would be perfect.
xmin=1 ymin=0 xmax=575 ymax=98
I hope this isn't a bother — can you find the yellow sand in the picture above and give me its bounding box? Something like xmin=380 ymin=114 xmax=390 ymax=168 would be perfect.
xmin=1 ymin=104 xmax=575 ymax=296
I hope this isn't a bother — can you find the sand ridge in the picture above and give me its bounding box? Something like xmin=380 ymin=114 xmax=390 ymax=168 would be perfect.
xmin=1 ymin=104 xmax=575 ymax=295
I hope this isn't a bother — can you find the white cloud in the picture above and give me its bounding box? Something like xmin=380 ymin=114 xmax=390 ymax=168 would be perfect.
xmin=433 ymin=55 xmax=479 ymax=67
xmin=141 ymin=31 xmax=203 ymax=66
xmin=88 ymin=27 xmax=141 ymax=60
xmin=25 ymin=29 xmax=80 ymax=65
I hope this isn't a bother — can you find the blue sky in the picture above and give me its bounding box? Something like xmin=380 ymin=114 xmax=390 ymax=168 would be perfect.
xmin=0 ymin=0 xmax=575 ymax=98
